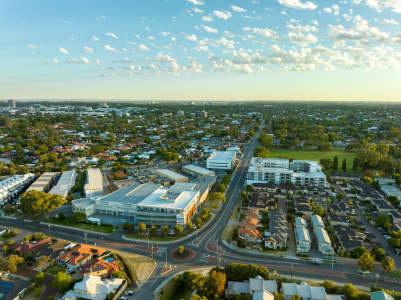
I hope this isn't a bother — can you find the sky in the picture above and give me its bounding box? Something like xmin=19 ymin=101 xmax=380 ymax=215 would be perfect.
xmin=1 ymin=0 xmax=401 ymax=101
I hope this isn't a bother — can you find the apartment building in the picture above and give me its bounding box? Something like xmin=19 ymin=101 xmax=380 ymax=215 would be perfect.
xmin=0 ymin=173 xmax=35 ymax=205
xmin=246 ymin=158 xmax=326 ymax=187
xmin=295 ymin=217 xmax=311 ymax=254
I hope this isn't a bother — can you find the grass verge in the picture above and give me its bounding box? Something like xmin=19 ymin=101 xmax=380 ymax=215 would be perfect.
xmin=269 ymin=149 xmax=356 ymax=172
xmin=48 ymin=218 xmax=113 ymax=234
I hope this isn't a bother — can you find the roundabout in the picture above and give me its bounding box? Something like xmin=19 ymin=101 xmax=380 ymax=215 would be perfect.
xmin=170 ymin=246 xmax=196 ymax=261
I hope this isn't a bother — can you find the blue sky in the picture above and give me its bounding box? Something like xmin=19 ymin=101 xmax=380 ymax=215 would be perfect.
xmin=1 ymin=0 xmax=401 ymax=101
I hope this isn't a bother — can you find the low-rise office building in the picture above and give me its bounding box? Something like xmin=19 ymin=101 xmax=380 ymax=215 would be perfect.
xmin=27 ymin=172 xmax=58 ymax=193
xmin=206 ymin=151 xmax=236 ymax=170
xmin=182 ymin=164 xmax=215 ymax=177
xmin=49 ymin=169 xmax=77 ymax=198
xmin=72 ymin=177 xmax=216 ymax=227
xmin=246 ymin=158 xmax=326 ymax=187
xmin=153 ymin=169 xmax=188 ymax=183
xmin=0 ymin=173 xmax=35 ymax=205
xmin=84 ymin=168 xmax=103 ymax=197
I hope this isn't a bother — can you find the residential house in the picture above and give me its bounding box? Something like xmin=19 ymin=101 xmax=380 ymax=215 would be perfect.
xmin=265 ymin=213 xmax=288 ymax=250
xmin=226 ymin=276 xmax=277 ymax=300
xmin=295 ymin=217 xmax=311 ymax=254
xmin=238 ymin=209 xmax=262 ymax=243
xmin=63 ymin=275 xmax=124 ymax=300
xmin=80 ymin=258 xmax=120 ymax=277
xmin=282 ymin=282 xmax=337 ymax=300
xmin=14 ymin=237 xmax=52 ymax=256
xmin=58 ymin=244 xmax=108 ymax=270
xmin=371 ymin=291 xmax=394 ymax=300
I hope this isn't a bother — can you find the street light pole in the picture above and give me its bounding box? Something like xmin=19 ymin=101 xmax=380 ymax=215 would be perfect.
xmin=48 ymin=224 xmax=51 ymax=238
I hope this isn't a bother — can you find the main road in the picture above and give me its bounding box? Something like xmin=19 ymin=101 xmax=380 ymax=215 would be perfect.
xmin=1 ymin=120 xmax=400 ymax=299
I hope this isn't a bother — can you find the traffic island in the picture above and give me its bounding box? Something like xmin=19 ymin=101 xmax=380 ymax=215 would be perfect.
xmin=170 ymin=246 xmax=195 ymax=261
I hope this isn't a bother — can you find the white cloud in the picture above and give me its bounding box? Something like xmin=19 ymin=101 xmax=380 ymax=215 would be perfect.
xmin=67 ymin=57 xmax=90 ymax=64
xmin=183 ymin=33 xmax=198 ymax=41
xmin=53 ymin=58 xmax=59 ymax=64
xmin=138 ymin=44 xmax=150 ymax=51
xmin=187 ymin=0 xmax=204 ymax=5
xmin=161 ymin=32 xmax=171 ymax=37
xmin=382 ymin=18 xmax=399 ymax=25
xmin=28 ymin=44 xmax=36 ymax=49
xmin=92 ymin=35 xmax=100 ymax=42
xmin=288 ymin=32 xmax=318 ymax=46
xmin=84 ymin=46 xmax=93 ymax=54
xmin=81 ymin=57 xmax=90 ymax=64
xmin=104 ymin=45 xmax=118 ymax=52
xmin=287 ymin=24 xmax=318 ymax=32
xmin=365 ymin=0 xmax=401 ymax=13
xmin=105 ymin=32 xmax=119 ymax=39
xmin=95 ymin=59 xmax=101 ymax=65
xmin=192 ymin=7 xmax=203 ymax=13
xmin=59 ymin=47 xmax=69 ymax=55
xmin=202 ymin=16 xmax=213 ymax=22
xmin=245 ymin=27 xmax=279 ymax=40
xmin=202 ymin=25 xmax=218 ymax=34
xmin=213 ymin=10 xmax=232 ymax=20
xmin=277 ymin=0 xmax=317 ymax=10
xmin=231 ymin=5 xmax=247 ymax=12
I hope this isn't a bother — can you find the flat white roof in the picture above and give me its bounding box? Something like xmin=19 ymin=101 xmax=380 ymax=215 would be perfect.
xmin=49 ymin=169 xmax=77 ymax=196
xmin=137 ymin=187 xmax=198 ymax=211
xmin=183 ymin=164 xmax=215 ymax=176
xmin=154 ymin=169 xmax=188 ymax=181
xmin=207 ymin=151 xmax=236 ymax=162
xmin=84 ymin=168 xmax=103 ymax=191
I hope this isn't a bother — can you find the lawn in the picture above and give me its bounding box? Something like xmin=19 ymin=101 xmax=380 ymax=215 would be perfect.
xmin=268 ymin=149 xmax=356 ymax=172
xmin=48 ymin=218 xmax=114 ymax=234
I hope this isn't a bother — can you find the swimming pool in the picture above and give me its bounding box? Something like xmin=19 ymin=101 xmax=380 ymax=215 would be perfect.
xmin=0 ymin=280 xmax=13 ymax=293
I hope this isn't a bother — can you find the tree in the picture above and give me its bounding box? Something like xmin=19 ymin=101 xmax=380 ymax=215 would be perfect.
xmin=217 ymin=184 xmax=226 ymax=193
xmin=313 ymin=205 xmax=326 ymax=217
xmin=291 ymin=296 xmax=301 ymax=300
xmin=186 ymin=221 xmax=193 ymax=230
xmin=343 ymin=283 xmax=359 ymax=300
xmin=353 ymin=158 xmax=359 ymax=171
xmin=123 ymin=223 xmax=134 ymax=233
xmin=210 ymin=192 xmax=226 ymax=203
xmin=0 ymin=255 xmax=24 ymax=273
xmin=20 ymin=191 xmax=66 ymax=215
xmin=138 ymin=223 xmax=146 ymax=235
xmin=52 ymin=272 xmax=71 ymax=291
xmin=358 ymin=251 xmax=374 ymax=272
xmin=196 ymin=217 xmax=202 ymax=228
xmin=162 ymin=225 xmax=170 ymax=237
xmin=254 ymin=146 xmax=270 ymax=158
xmin=206 ymin=270 xmax=227 ymax=299
xmin=174 ymin=224 xmax=183 ymax=236
xmin=382 ymin=257 xmax=395 ymax=275
xmin=342 ymin=159 xmax=347 ymax=172
xmin=178 ymin=246 xmax=185 ymax=255
xmin=150 ymin=225 xmax=157 ymax=235
xmin=2 ymin=245 xmax=8 ymax=257
xmin=333 ymin=156 xmax=338 ymax=171
xmin=74 ymin=211 xmax=86 ymax=222
xmin=375 ymin=214 xmax=392 ymax=231
xmin=34 ymin=272 xmax=45 ymax=285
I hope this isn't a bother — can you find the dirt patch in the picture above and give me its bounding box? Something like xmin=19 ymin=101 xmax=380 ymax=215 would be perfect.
xmin=113 ymin=251 xmax=156 ymax=284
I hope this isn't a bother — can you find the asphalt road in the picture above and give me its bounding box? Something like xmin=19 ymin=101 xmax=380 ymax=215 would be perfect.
xmin=2 ymin=120 xmax=401 ymax=299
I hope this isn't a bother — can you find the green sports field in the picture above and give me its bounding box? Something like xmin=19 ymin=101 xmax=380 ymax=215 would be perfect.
xmin=268 ymin=149 xmax=356 ymax=172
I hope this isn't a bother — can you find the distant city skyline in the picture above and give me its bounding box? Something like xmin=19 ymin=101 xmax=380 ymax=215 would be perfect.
xmin=2 ymin=0 xmax=401 ymax=101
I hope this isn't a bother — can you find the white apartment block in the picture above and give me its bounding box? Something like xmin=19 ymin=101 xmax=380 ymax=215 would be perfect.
xmin=246 ymin=158 xmax=326 ymax=187
xmin=49 ymin=169 xmax=77 ymax=198
xmin=206 ymin=151 xmax=236 ymax=170
xmin=0 ymin=174 xmax=35 ymax=205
